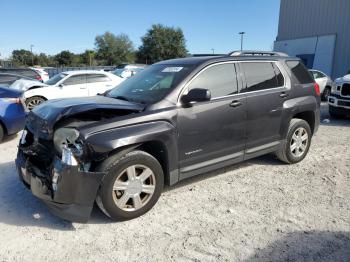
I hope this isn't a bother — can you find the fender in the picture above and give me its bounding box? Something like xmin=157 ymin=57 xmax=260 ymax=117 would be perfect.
xmin=83 ymin=120 xmax=179 ymax=185
xmin=281 ymin=95 xmax=319 ymax=138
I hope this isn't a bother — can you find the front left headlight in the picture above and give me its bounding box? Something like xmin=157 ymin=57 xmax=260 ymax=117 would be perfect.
xmin=331 ymin=83 xmax=337 ymax=93
xmin=53 ymin=128 xmax=80 ymax=154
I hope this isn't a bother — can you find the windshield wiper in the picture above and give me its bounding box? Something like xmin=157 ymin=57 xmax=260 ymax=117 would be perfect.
xmin=113 ymin=95 xmax=132 ymax=102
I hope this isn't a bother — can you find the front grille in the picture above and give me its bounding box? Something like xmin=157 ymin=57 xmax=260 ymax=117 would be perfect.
xmin=341 ymin=83 xmax=350 ymax=96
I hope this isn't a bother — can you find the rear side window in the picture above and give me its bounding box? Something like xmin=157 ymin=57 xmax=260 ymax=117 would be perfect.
xmin=240 ymin=62 xmax=284 ymax=92
xmin=188 ymin=63 xmax=238 ymax=98
xmin=87 ymin=74 xmax=111 ymax=83
xmin=286 ymin=61 xmax=314 ymax=84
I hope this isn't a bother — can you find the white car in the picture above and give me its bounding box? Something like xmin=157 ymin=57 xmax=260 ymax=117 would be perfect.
xmin=309 ymin=69 xmax=333 ymax=101
xmin=29 ymin=67 xmax=50 ymax=82
xmin=11 ymin=70 xmax=123 ymax=110
xmin=113 ymin=64 xmax=146 ymax=79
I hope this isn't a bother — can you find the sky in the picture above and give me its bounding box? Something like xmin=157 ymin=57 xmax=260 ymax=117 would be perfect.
xmin=0 ymin=0 xmax=281 ymax=59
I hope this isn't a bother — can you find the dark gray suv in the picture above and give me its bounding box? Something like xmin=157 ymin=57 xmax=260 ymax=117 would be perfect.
xmin=16 ymin=51 xmax=321 ymax=222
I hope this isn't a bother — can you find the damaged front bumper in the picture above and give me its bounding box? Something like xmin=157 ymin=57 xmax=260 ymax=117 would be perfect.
xmin=16 ymin=151 xmax=105 ymax=223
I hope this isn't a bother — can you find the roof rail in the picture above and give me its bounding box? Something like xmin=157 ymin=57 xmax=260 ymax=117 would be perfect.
xmin=228 ymin=50 xmax=289 ymax=57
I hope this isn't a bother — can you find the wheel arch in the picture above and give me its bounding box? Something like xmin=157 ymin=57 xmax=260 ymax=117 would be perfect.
xmin=292 ymin=111 xmax=316 ymax=134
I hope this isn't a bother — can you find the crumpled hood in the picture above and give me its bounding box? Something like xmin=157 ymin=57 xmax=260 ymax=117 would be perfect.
xmin=28 ymin=96 xmax=145 ymax=136
xmin=10 ymin=79 xmax=47 ymax=91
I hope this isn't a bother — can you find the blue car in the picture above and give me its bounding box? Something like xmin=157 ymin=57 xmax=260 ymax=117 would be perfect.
xmin=0 ymin=87 xmax=26 ymax=142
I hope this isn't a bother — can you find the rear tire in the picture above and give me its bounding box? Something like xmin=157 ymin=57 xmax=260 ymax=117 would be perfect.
xmin=0 ymin=124 xmax=4 ymax=142
xmin=276 ymin=119 xmax=312 ymax=164
xmin=96 ymin=150 xmax=164 ymax=221
xmin=25 ymin=96 xmax=46 ymax=110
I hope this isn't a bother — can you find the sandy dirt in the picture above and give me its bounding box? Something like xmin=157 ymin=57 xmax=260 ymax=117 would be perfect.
xmin=0 ymin=104 xmax=349 ymax=262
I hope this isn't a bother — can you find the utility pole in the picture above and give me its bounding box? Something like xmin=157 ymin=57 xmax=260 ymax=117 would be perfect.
xmin=30 ymin=44 xmax=34 ymax=66
xmin=238 ymin=32 xmax=245 ymax=51
xmin=211 ymin=48 xmax=215 ymax=54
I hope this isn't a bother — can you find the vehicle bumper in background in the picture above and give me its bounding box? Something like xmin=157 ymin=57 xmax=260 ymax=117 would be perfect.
xmin=1 ymin=103 xmax=26 ymax=135
xmin=16 ymin=151 xmax=105 ymax=223
xmin=328 ymin=95 xmax=350 ymax=115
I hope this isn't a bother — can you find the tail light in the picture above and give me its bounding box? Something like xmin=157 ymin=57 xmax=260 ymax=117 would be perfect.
xmin=36 ymin=75 xmax=43 ymax=82
xmin=2 ymin=98 xmax=21 ymax=104
xmin=314 ymin=83 xmax=320 ymax=96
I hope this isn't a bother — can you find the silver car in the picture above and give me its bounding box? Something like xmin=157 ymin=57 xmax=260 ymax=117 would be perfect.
xmin=309 ymin=69 xmax=333 ymax=101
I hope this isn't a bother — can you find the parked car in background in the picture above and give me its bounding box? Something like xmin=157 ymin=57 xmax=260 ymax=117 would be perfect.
xmin=0 ymin=68 xmax=47 ymax=82
xmin=16 ymin=51 xmax=320 ymax=222
xmin=29 ymin=67 xmax=50 ymax=82
xmin=11 ymin=70 xmax=124 ymax=110
xmin=328 ymin=74 xmax=350 ymax=117
xmin=113 ymin=64 xmax=146 ymax=79
xmin=0 ymin=87 xmax=26 ymax=142
xmin=309 ymin=69 xmax=333 ymax=101
xmin=0 ymin=73 xmax=33 ymax=87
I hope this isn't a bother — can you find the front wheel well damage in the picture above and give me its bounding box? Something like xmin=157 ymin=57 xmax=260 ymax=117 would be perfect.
xmin=96 ymin=141 xmax=170 ymax=185
xmin=292 ymin=111 xmax=315 ymax=134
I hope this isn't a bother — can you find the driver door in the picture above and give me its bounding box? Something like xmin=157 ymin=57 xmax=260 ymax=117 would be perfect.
xmin=177 ymin=62 xmax=247 ymax=179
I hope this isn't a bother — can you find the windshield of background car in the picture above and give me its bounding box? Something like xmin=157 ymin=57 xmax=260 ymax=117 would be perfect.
xmin=107 ymin=64 xmax=194 ymax=104
xmin=45 ymin=73 xmax=67 ymax=85
xmin=113 ymin=69 xmax=124 ymax=78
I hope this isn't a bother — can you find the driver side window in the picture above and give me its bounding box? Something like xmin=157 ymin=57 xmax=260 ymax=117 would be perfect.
xmin=187 ymin=63 xmax=238 ymax=99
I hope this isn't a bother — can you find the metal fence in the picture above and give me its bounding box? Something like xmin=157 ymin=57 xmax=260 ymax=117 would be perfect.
xmin=44 ymin=66 xmax=116 ymax=78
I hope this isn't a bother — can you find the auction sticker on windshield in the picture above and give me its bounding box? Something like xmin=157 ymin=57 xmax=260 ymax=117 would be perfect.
xmin=162 ymin=67 xmax=183 ymax=73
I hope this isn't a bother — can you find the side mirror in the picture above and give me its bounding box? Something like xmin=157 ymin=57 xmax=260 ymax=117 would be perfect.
xmin=181 ymin=88 xmax=211 ymax=105
xmin=58 ymin=83 xmax=64 ymax=88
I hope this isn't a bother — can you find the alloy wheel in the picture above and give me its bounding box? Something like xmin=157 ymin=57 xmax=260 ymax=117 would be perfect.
xmin=290 ymin=127 xmax=309 ymax=158
xmin=112 ymin=164 xmax=156 ymax=212
xmin=27 ymin=98 xmax=43 ymax=110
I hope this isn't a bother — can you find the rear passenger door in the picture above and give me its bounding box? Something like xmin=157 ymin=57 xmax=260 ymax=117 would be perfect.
xmin=86 ymin=74 xmax=114 ymax=96
xmin=238 ymin=61 xmax=288 ymax=156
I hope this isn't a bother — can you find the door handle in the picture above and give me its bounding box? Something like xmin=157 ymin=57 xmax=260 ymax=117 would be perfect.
xmin=230 ymin=100 xmax=242 ymax=107
xmin=280 ymin=92 xmax=289 ymax=98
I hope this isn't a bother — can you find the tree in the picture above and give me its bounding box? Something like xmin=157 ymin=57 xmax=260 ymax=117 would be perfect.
xmin=95 ymin=32 xmax=135 ymax=65
xmin=35 ymin=53 xmax=55 ymax=66
xmin=54 ymin=50 xmax=79 ymax=66
xmin=11 ymin=49 xmax=33 ymax=66
xmin=137 ymin=24 xmax=188 ymax=64
xmin=80 ymin=50 xmax=96 ymax=66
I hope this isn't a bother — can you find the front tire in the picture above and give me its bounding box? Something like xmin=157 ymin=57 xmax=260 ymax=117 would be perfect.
xmin=322 ymin=87 xmax=331 ymax=101
xmin=329 ymin=105 xmax=344 ymax=119
xmin=96 ymin=150 xmax=164 ymax=221
xmin=276 ymin=119 xmax=312 ymax=164
xmin=25 ymin=96 xmax=46 ymax=110
xmin=0 ymin=124 xmax=4 ymax=142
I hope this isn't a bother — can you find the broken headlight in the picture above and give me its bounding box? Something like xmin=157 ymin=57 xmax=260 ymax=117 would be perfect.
xmin=53 ymin=128 xmax=84 ymax=165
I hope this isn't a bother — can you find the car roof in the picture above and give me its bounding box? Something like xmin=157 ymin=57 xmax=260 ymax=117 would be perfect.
xmin=62 ymin=70 xmax=110 ymax=75
xmin=156 ymin=53 xmax=297 ymax=67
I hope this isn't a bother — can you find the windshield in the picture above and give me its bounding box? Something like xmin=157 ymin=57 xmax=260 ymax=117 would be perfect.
xmin=113 ymin=69 xmax=125 ymax=78
xmin=45 ymin=73 xmax=67 ymax=85
xmin=107 ymin=64 xmax=194 ymax=104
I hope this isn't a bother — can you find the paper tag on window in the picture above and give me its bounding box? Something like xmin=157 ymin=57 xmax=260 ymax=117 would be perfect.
xmin=162 ymin=67 xmax=183 ymax=73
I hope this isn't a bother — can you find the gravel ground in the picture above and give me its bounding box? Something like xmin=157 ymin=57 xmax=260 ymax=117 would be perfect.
xmin=0 ymin=103 xmax=349 ymax=262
